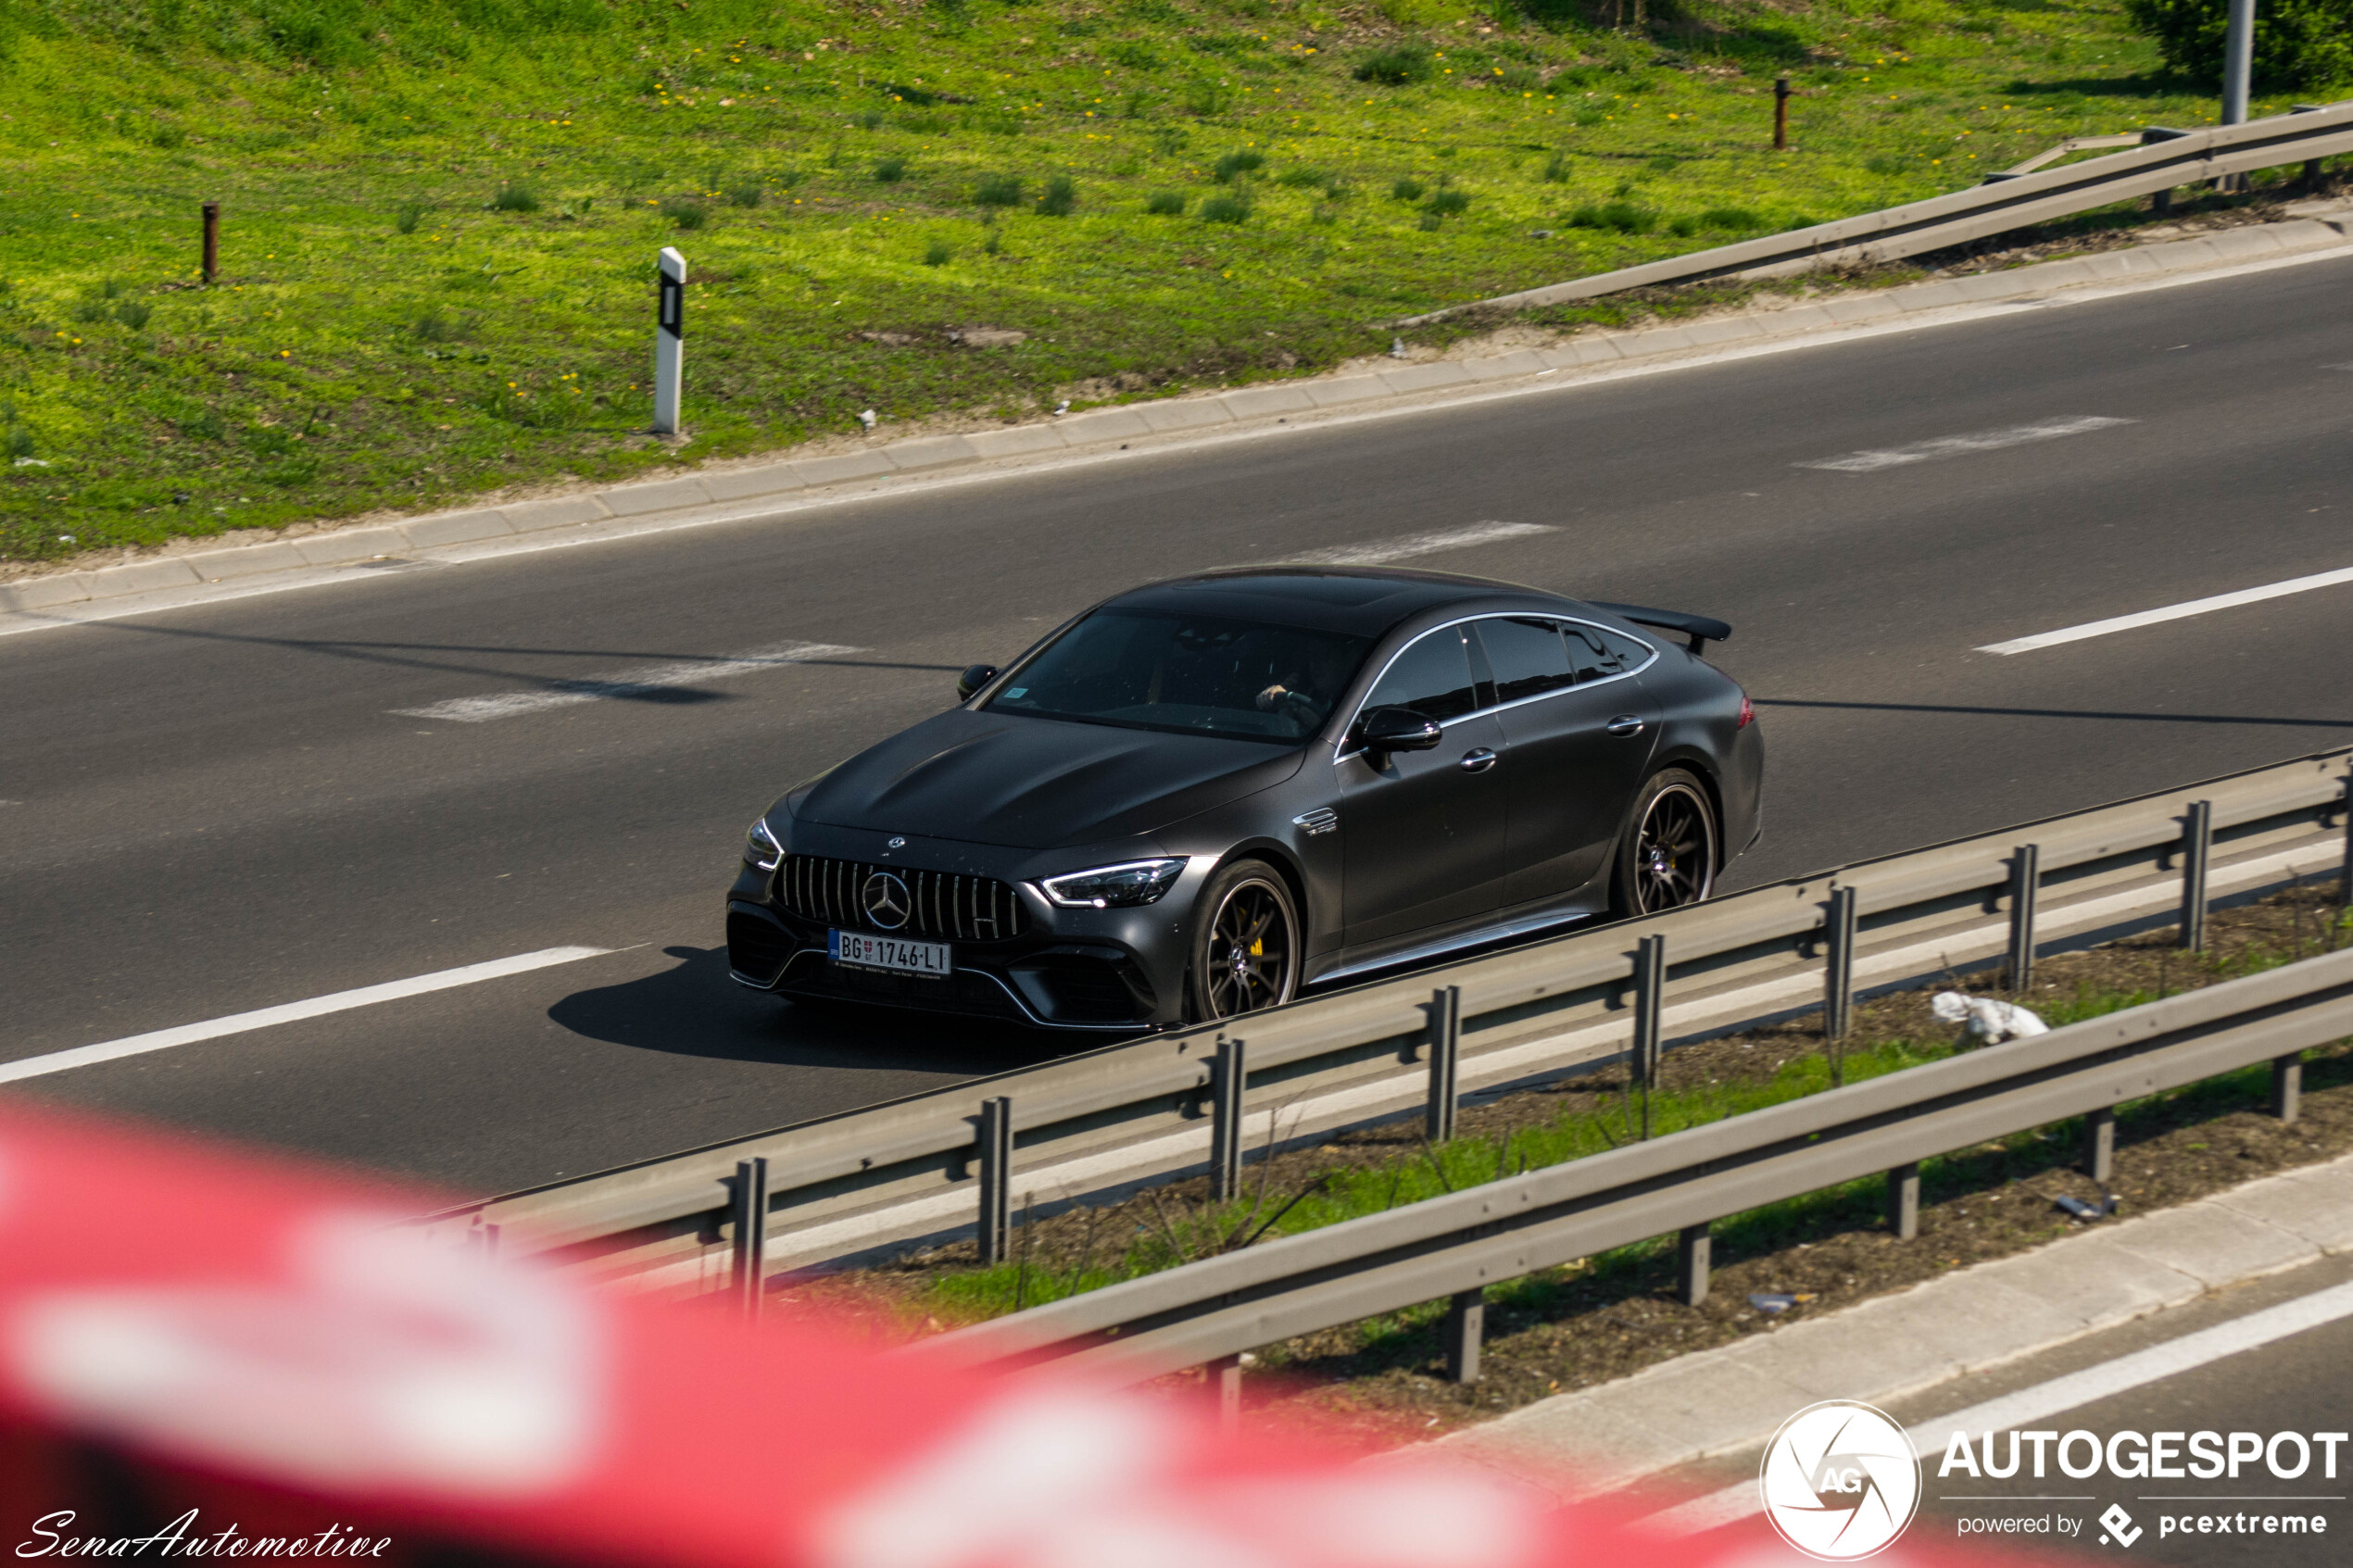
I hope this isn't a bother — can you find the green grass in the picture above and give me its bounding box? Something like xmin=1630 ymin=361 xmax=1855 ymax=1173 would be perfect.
xmin=1 ymin=0 xmax=2344 ymax=562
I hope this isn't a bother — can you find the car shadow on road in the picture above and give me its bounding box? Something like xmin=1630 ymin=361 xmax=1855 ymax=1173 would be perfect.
xmin=547 ymin=945 xmax=1062 ymax=1074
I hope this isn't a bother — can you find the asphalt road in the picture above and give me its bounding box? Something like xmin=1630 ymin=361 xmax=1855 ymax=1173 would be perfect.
xmin=5 ymin=254 xmax=2351 ymax=1199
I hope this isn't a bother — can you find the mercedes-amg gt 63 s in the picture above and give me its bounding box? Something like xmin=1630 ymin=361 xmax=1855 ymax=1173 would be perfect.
xmin=725 ymin=567 xmax=1762 ymax=1030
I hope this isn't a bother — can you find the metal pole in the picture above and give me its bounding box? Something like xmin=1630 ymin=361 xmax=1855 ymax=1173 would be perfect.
xmin=1631 ymin=935 xmax=1665 ymax=1139
xmin=1443 ymin=1287 xmax=1484 ymax=1382
xmin=2340 ymin=769 xmax=2352 ymax=909
xmin=1676 ymin=1223 xmax=1711 ymax=1307
xmin=201 ymin=202 xmax=219 ymax=285
xmin=1887 ymin=1162 xmax=1919 ymax=1241
xmin=1824 ymin=885 xmax=1858 ymax=1077
xmin=2082 ymin=1107 xmax=2115 ymax=1184
xmin=1773 ymin=76 xmax=1790 ymax=151
xmin=2221 ymin=0 xmax=2254 ymax=126
xmin=2181 ymin=800 xmax=2212 ymax=952
xmin=731 ymin=1156 xmax=768 ymax=1319
xmin=653 ymin=245 xmax=686 ymax=435
xmin=1208 ymin=1354 xmax=1243 ymax=1433
xmin=1210 ymin=1037 xmax=1247 ymax=1202
xmin=976 ymin=1096 xmax=1013 ymax=1265
xmin=1425 ymin=986 xmax=1461 ymax=1144
xmin=2272 ymin=1052 xmax=2304 ymax=1123
xmin=2007 ymin=845 xmax=2040 ymax=992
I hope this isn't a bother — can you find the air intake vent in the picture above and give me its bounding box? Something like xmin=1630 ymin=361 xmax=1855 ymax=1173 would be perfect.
xmin=776 ymin=855 xmax=1030 ymax=943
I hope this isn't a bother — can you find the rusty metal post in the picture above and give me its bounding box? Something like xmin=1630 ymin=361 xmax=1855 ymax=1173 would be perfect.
xmin=202 ymin=201 xmax=219 ymax=285
xmin=1774 ymin=76 xmax=1791 ymax=151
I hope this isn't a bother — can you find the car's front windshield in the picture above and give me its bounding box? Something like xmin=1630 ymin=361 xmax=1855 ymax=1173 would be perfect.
xmin=986 ymin=608 xmax=1374 ymax=743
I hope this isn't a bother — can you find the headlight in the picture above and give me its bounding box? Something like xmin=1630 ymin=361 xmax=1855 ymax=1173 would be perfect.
xmin=1038 ymin=858 xmax=1187 ymax=909
xmin=746 ymin=818 xmax=784 ymax=872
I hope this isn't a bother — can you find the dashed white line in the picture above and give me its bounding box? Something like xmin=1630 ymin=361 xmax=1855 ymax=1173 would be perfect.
xmin=1978 ymin=564 xmax=2353 ymax=655
xmin=0 ymin=947 xmax=615 ymax=1085
xmin=1279 ymin=521 xmax=1556 ymax=567
xmin=1641 ymin=1278 xmax=2353 ymax=1537
xmin=393 ymin=639 xmax=862 ymax=723
xmin=1797 ymin=415 xmax=2133 ymax=473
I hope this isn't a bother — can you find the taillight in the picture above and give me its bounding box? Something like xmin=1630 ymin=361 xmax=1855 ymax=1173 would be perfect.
xmin=1736 ymin=694 xmax=1755 ymax=729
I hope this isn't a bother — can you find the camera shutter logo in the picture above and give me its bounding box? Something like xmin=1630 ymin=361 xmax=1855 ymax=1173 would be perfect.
xmin=1757 ymin=1400 xmax=1922 ymax=1560
xmin=862 ymin=872 xmax=912 ymax=930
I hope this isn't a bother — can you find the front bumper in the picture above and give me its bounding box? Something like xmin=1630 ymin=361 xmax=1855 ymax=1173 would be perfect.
xmin=724 ymin=825 xmax=1197 ymax=1032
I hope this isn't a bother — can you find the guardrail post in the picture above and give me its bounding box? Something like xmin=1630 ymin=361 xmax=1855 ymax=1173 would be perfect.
xmin=1824 ymin=885 xmax=1858 ymax=1079
xmin=1210 ymin=1037 xmax=1248 ymax=1201
xmin=730 ymin=1156 xmax=768 ymax=1319
xmin=2338 ymin=770 xmax=2352 ymax=909
xmin=2294 ymin=106 xmax=2328 ymax=187
xmin=1443 ymin=1288 xmax=1485 ymax=1382
xmin=2007 ymin=844 xmax=2041 ymax=992
xmin=1208 ymin=1354 xmax=1243 ymax=1433
xmin=976 ymin=1097 xmax=1013 ymax=1265
xmin=1425 ymin=987 xmax=1462 ymax=1144
xmin=1887 ymin=1162 xmax=1919 ymax=1241
xmin=1631 ymin=935 xmax=1665 ymax=1139
xmin=2082 ymin=1107 xmax=2115 ymax=1184
xmin=2272 ymin=1052 xmax=2305 ymax=1124
xmin=2180 ymin=799 xmax=2212 ymax=952
xmin=1676 ymin=1223 xmax=1711 ymax=1307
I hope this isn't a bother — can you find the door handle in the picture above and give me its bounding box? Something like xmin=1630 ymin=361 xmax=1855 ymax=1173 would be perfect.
xmin=1458 ymin=747 xmax=1498 ymax=773
xmin=1605 ymin=715 xmax=1645 ymax=738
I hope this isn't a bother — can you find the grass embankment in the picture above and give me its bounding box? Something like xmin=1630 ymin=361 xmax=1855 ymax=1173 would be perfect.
xmin=6 ymin=0 xmax=2341 ymax=565
xmin=799 ymin=887 xmax=2353 ymax=1438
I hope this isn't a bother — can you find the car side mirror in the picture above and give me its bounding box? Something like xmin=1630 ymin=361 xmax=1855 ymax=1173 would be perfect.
xmin=957 ymin=664 xmax=1000 ymax=703
xmin=1355 ymin=705 xmax=1443 ymax=754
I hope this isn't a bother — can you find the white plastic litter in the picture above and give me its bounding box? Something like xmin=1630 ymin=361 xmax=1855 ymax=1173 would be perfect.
xmin=857 ymin=408 xmax=877 ymax=431
xmin=1931 ymin=991 xmax=2049 ymax=1042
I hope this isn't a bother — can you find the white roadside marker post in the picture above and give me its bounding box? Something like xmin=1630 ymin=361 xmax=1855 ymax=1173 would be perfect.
xmin=653 ymin=245 xmax=686 ymax=435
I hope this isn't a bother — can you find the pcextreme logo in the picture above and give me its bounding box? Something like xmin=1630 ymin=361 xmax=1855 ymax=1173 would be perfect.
xmin=1758 ymin=1400 xmax=1923 ymax=1561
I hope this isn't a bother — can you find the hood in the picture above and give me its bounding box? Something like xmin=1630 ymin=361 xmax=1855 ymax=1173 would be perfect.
xmin=794 ymin=709 xmax=1307 ymax=848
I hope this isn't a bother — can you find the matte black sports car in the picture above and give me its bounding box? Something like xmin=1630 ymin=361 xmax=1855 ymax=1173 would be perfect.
xmin=725 ymin=567 xmax=1761 ymax=1030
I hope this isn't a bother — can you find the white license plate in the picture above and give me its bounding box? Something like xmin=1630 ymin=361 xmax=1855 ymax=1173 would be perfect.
xmin=829 ymin=929 xmax=952 ymax=978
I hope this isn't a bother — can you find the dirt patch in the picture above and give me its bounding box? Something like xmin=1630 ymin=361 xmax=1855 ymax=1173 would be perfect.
xmin=790 ymin=886 xmax=2353 ymax=1437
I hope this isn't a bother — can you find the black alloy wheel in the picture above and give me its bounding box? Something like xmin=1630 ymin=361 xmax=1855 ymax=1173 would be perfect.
xmin=1611 ymin=768 xmax=1719 ymax=918
xmin=1188 ymin=859 xmax=1301 ymax=1022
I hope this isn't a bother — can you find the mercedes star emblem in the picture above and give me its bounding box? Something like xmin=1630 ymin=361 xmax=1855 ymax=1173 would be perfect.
xmin=887 ymin=836 xmax=907 ymax=849
xmin=861 ymin=871 xmax=912 ymax=930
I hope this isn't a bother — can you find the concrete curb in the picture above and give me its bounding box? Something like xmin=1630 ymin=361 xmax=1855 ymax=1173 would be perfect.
xmin=6 ymin=207 xmax=2350 ymax=628
xmin=1434 ymin=1150 xmax=2353 ymax=1499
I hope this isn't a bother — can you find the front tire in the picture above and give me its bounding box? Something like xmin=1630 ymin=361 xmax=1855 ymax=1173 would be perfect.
xmin=1185 ymin=859 xmax=1301 ymax=1022
xmin=1610 ymin=769 xmax=1719 ymax=918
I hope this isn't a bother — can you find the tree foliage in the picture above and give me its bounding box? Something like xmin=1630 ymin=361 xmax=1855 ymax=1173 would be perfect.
xmin=2124 ymin=0 xmax=2353 ymax=89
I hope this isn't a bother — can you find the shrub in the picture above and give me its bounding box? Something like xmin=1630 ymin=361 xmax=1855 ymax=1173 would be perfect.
xmin=661 ymin=197 xmax=708 ymax=229
xmin=725 ymin=182 xmax=763 ymax=207
xmin=1390 ymin=176 xmax=1425 ymax=202
xmin=1426 ymin=188 xmax=1472 ymax=218
xmin=974 ymin=173 xmax=1024 ymax=206
xmin=1145 ymin=189 xmax=1187 ymax=215
xmin=1354 ymin=43 xmax=1433 ymax=85
xmin=924 ymin=241 xmax=951 ymax=265
xmin=1212 ymin=150 xmax=1265 ymax=182
xmin=1275 ymin=166 xmax=1325 ymax=188
xmin=1037 ymin=175 xmax=1077 ymax=215
xmin=1700 ymin=207 xmax=1763 ymax=231
xmin=1568 ymin=201 xmax=1656 ymax=233
xmin=114 ymin=300 xmax=152 ymax=329
xmin=1199 ymin=192 xmax=1252 ymax=222
xmin=490 ymin=182 xmax=538 ymax=212
xmin=396 ymin=201 xmax=428 ymax=233
xmin=873 ymin=155 xmax=909 ymax=182
xmin=2125 ymin=0 xmax=2353 ymax=87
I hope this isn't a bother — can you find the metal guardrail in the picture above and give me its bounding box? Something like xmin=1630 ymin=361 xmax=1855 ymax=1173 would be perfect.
xmin=920 ymin=942 xmax=2353 ymax=1386
xmin=418 ymin=747 xmax=2353 ymax=1297
xmin=1400 ymin=98 xmax=2353 ymax=321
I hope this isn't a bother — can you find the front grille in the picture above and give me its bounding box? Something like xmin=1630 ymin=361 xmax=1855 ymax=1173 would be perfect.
xmin=775 ymin=854 xmax=1030 ymax=944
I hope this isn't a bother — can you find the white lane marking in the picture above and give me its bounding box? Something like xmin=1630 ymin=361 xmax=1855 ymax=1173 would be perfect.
xmin=1280 ymin=521 xmax=1555 ymax=567
xmin=0 ymin=946 xmax=612 ymax=1085
xmin=1641 ymin=1276 xmax=2353 ymax=1537
xmin=1796 ymin=414 xmax=2133 ymax=473
xmin=1978 ymin=564 xmax=2353 ymax=655
xmin=392 ymin=639 xmax=862 ymax=723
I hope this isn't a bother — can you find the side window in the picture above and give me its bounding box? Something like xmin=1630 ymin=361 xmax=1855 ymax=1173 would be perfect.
xmin=1363 ymin=625 xmax=1478 ymax=723
xmin=1566 ymin=624 xmax=1654 ymax=682
xmin=1477 ymin=617 xmax=1575 ymax=705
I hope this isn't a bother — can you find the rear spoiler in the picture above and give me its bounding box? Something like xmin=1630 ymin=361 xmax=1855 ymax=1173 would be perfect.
xmin=1588 ymin=602 xmax=1732 ymax=657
